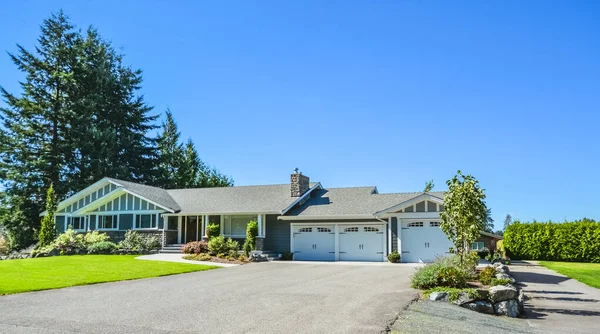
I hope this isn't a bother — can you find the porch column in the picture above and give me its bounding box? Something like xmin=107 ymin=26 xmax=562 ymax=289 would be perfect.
xmin=177 ymin=216 xmax=182 ymax=244
xmin=387 ymin=217 xmax=392 ymax=255
xmin=203 ymin=215 xmax=209 ymax=240
xmin=257 ymin=215 xmax=263 ymax=237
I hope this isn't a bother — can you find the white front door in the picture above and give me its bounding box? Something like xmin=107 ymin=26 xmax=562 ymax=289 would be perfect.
xmin=293 ymin=225 xmax=335 ymax=261
xmin=401 ymin=221 xmax=452 ymax=262
xmin=339 ymin=225 xmax=385 ymax=262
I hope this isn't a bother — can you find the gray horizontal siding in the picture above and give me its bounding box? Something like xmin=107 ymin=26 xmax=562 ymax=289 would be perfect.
xmin=264 ymin=215 xmax=290 ymax=252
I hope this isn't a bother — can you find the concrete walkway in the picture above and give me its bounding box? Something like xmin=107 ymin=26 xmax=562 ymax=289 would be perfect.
xmin=135 ymin=253 xmax=239 ymax=267
xmin=510 ymin=261 xmax=600 ymax=334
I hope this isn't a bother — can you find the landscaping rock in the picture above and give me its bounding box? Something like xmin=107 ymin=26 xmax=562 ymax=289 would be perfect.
xmin=494 ymin=300 xmax=520 ymax=318
xmin=452 ymin=292 xmax=476 ymax=305
xmin=0 ymin=255 xmax=6 ymax=260
xmin=429 ymin=292 xmax=449 ymax=302
xmin=48 ymin=249 xmax=60 ymax=257
xmin=493 ymin=263 xmax=510 ymax=274
xmin=461 ymin=300 xmax=495 ymax=315
xmin=517 ymin=289 xmax=525 ymax=314
xmin=495 ymin=273 xmax=516 ymax=284
xmin=489 ymin=285 xmax=518 ymax=303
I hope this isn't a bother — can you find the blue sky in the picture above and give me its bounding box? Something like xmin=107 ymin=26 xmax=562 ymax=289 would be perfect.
xmin=1 ymin=1 xmax=599 ymax=229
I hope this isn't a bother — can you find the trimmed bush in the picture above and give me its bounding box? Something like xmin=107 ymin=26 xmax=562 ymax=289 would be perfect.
xmin=87 ymin=241 xmax=117 ymax=254
xmin=118 ymin=230 xmax=161 ymax=252
xmin=206 ymin=223 xmax=220 ymax=240
xmin=504 ymin=220 xmax=600 ymax=262
xmin=388 ymin=250 xmax=401 ymax=263
xmin=182 ymin=241 xmax=209 ymax=254
xmin=242 ymin=221 xmax=258 ymax=256
xmin=83 ymin=230 xmax=109 ymax=246
xmin=478 ymin=266 xmax=497 ymax=285
xmin=411 ymin=256 xmax=468 ymax=289
xmin=54 ymin=229 xmax=86 ymax=254
xmin=281 ymin=251 xmax=294 ymax=261
xmin=207 ymin=235 xmax=238 ymax=256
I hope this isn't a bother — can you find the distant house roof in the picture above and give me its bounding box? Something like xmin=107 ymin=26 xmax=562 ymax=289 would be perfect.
xmin=284 ymin=187 xmax=445 ymax=218
xmin=106 ymin=178 xmax=181 ymax=212
xmin=166 ymin=183 xmax=320 ymax=214
xmin=480 ymin=231 xmax=504 ymax=240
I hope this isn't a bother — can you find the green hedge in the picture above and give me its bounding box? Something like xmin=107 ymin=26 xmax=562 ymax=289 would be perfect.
xmin=504 ymin=220 xmax=600 ymax=263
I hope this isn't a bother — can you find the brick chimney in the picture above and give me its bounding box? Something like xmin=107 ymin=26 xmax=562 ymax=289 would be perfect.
xmin=291 ymin=168 xmax=310 ymax=197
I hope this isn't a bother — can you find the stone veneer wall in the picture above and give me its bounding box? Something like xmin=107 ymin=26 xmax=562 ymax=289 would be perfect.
xmin=290 ymin=172 xmax=310 ymax=197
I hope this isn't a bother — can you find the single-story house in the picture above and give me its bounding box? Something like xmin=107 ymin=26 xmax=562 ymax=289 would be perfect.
xmin=41 ymin=170 xmax=485 ymax=262
xmin=472 ymin=231 xmax=503 ymax=252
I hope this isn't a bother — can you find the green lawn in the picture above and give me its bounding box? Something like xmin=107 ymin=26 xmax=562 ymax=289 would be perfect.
xmin=540 ymin=261 xmax=600 ymax=289
xmin=0 ymin=255 xmax=218 ymax=295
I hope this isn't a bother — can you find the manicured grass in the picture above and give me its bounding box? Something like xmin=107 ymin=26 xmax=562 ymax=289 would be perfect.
xmin=0 ymin=255 xmax=218 ymax=295
xmin=540 ymin=261 xmax=600 ymax=289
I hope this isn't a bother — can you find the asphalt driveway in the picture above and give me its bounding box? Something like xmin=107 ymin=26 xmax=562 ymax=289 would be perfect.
xmin=0 ymin=261 xmax=418 ymax=334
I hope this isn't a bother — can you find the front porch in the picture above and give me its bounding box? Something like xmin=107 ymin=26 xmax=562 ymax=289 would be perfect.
xmin=161 ymin=214 xmax=267 ymax=250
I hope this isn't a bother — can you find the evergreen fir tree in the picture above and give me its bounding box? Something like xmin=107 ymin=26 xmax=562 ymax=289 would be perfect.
xmin=38 ymin=184 xmax=57 ymax=247
xmin=156 ymin=109 xmax=185 ymax=188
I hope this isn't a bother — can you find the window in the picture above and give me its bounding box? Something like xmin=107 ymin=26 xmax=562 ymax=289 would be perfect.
xmin=407 ymin=222 xmax=424 ymax=227
xmin=135 ymin=214 xmax=157 ymax=229
xmin=364 ymin=227 xmax=379 ymax=232
xmin=223 ymin=215 xmax=257 ymax=236
xmin=429 ymin=222 xmax=440 ymax=227
xmin=68 ymin=217 xmax=85 ymax=231
xmin=471 ymin=242 xmax=485 ymax=251
xmin=98 ymin=215 xmax=118 ymax=230
xmin=344 ymin=227 xmax=359 ymax=232
xmin=299 ymin=227 xmax=312 ymax=233
xmin=317 ymin=227 xmax=331 ymax=233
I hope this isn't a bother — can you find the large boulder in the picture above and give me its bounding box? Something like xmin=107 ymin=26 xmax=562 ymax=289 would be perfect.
xmin=495 ymin=273 xmax=516 ymax=284
xmin=462 ymin=300 xmax=495 ymax=315
xmin=452 ymin=292 xmax=476 ymax=305
xmin=489 ymin=285 xmax=518 ymax=303
xmin=429 ymin=291 xmax=449 ymax=302
xmin=494 ymin=300 xmax=520 ymax=317
xmin=493 ymin=262 xmax=510 ymax=274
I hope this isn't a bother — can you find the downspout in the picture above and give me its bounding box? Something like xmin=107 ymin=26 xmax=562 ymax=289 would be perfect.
xmin=373 ymin=213 xmax=391 ymax=256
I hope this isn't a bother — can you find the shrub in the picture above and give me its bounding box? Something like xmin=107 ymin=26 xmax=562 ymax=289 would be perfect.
xmin=0 ymin=235 xmax=8 ymax=255
xmin=477 ymin=249 xmax=490 ymax=259
xmin=242 ymin=221 xmax=258 ymax=256
xmin=207 ymin=235 xmax=238 ymax=255
xmin=118 ymin=230 xmax=161 ymax=252
xmin=424 ymin=287 xmax=482 ymax=302
xmin=490 ymin=278 xmax=512 ymax=286
xmin=281 ymin=251 xmax=294 ymax=261
xmin=54 ymin=229 xmax=85 ymax=254
xmin=388 ymin=250 xmax=401 ymax=263
xmin=83 ymin=230 xmax=109 ymax=246
xmin=183 ymin=253 xmax=212 ymax=261
xmin=182 ymin=241 xmax=209 ymax=254
xmin=411 ymin=256 xmax=468 ymax=289
xmin=206 ymin=223 xmax=220 ymax=239
xmin=485 ymin=254 xmax=493 ymax=262
xmin=216 ymin=252 xmax=226 ymax=259
xmin=478 ymin=266 xmax=497 ymax=285
xmin=87 ymin=241 xmax=117 ymax=254
xmin=504 ymin=220 xmax=600 ymax=262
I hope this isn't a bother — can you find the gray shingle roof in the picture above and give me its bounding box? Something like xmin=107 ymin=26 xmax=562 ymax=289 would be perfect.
xmin=285 ymin=187 xmax=445 ymax=217
xmin=166 ymin=183 xmax=319 ymax=214
xmin=106 ymin=178 xmax=181 ymax=212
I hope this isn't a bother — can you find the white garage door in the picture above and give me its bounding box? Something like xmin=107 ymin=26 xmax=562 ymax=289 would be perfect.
xmin=401 ymin=221 xmax=452 ymax=263
xmin=293 ymin=225 xmax=335 ymax=261
xmin=339 ymin=225 xmax=385 ymax=262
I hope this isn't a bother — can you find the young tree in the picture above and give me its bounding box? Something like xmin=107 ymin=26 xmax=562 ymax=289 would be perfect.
xmin=440 ymin=170 xmax=488 ymax=263
xmin=423 ymin=180 xmax=434 ymax=192
xmin=38 ymin=185 xmax=57 ymax=247
xmin=503 ymin=214 xmax=512 ymax=231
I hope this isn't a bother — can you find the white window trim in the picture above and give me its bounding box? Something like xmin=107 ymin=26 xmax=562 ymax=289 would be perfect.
xmin=96 ymin=214 xmax=119 ymax=231
xmin=472 ymin=242 xmax=485 ymax=251
xmin=65 ymin=216 xmax=87 ymax=232
xmin=133 ymin=213 xmax=159 ymax=230
xmin=222 ymin=214 xmax=258 ymax=238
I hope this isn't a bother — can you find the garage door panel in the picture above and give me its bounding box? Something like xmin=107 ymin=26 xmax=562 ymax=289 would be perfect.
xmin=293 ymin=225 xmax=335 ymax=261
xmin=400 ymin=221 xmax=452 ymax=263
xmin=339 ymin=225 xmax=384 ymax=262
